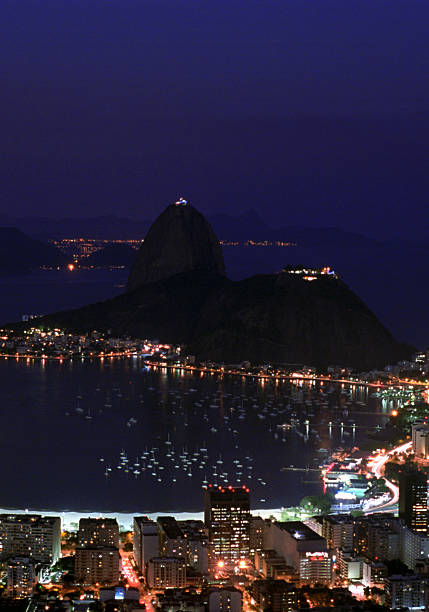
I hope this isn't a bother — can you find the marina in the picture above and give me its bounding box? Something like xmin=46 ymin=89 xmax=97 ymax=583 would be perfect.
xmin=0 ymin=356 xmax=402 ymax=513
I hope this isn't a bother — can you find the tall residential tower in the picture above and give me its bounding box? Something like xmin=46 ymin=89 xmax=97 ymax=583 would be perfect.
xmin=399 ymin=469 xmax=428 ymax=534
xmin=204 ymin=486 xmax=250 ymax=566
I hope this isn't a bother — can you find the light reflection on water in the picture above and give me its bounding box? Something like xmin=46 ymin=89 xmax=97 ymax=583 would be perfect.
xmin=0 ymin=358 xmax=391 ymax=513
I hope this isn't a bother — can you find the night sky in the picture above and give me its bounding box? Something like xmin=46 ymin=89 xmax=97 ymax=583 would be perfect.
xmin=1 ymin=0 xmax=429 ymax=237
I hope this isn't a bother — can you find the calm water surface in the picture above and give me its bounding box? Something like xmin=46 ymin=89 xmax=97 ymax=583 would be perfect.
xmin=0 ymin=358 xmax=393 ymax=513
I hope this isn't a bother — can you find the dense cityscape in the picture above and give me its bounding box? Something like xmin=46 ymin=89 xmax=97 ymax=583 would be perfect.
xmin=0 ymin=324 xmax=428 ymax=388
xmin=2 ymin=1 xmax=429 ymax=610
xmin=4 ymin=435 xmax=429 ymax=612
xmin=1 ymin=315 xmax=429 ymax=610
xmin=2 ymin=256 xmax=429 ymax=611
xmin=2 ymin=206 xmax=429 ymax=612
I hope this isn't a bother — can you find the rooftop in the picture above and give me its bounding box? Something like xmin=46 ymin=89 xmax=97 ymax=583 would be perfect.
xmin=323 ymin=514 xmax=354 ymax=525
xmin=157 ymin=516 xmax=184 ymax=539
xmin=0 ymin=514 xmax=59 ymax=525
xmin=276 ymin=521 xmax=324 ymax=541
xmin=79 ymin=517 xmax=118 ymax=527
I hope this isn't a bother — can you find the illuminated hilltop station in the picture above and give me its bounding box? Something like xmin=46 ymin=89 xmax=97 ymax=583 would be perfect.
xmin=282 ymin=265 xmax=338 ymax=282
xmin=175 ymin=196 xmax=188 ymax=206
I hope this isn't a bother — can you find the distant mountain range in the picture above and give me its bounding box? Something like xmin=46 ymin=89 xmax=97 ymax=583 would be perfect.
xmin=0 ymin=215 xmax=152 ymax=241
xmin=1 ymin=212 xmax=429 ymax=347
xmin=0 ymin=210 xmax=425 ymax=251
xmin=15 ymin=203 xmax=412 ymax=369
xmin=0 ymin=210 xmax=407 ymax=244
xmin=0 ymin=228 xmax=67 ymax=274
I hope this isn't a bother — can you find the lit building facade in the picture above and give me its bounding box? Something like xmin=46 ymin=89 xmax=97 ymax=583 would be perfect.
xmin=0 ymin=514 xmax=60 ymax=565
xmin=158 ymin=516 xmax=187 ymax=559
xmin=362 ymin=560 xmax=388 ymax=588
xmin=147 ymin=557 xmax=186 ymax=589
xmin=252 ymin=579 xmax=298 ymax=612
xmin=249 ymin=516 xmax=266 ymax=559
xmin=337 ymin=550 xmax=363 ymax=581
xmin=321 ymin=515 xmax=354 ymax=553
xmin=399 ymin=470 xmax=428 ymax=534
xmin=206 ymin=587 xmax=242 ymax=612
xmin=386 ymin=575 xmax=429 ymax=610
xmin=78 ymin=517 xmax=119 ymax=548
xmin=400 ymin=524 xmax=429 ymax=569
xmin=204 ymin=486 xmax=250 ymax=565
xmin=254 ymin=549 xmax=298 ymax=581
xmin=266 ymin=521 xmax=331 ymax=583
xmin=74 ymin=546 xmax=120 ymax=585
xmin=7 ymin=557 xmax=36 ymax=598
xmin=133 ymin=516 xmax=159 ymax=573
xmin=353 ymin=514 xmax=400 ymax=559
xmin=179 ymin=520 xmax=210 ymax=575
xmin=299 ymin=550 xmax=332 ymax=583
xmin=412 ymin=422 xmax=429 ymax=456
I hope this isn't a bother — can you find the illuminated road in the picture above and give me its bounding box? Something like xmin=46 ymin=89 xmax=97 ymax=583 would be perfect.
xmin=143 ymin=592 xmax=155 ymax=612
xmin=120 ymin=552 xmax=154 ymax=608
xmin=120 ymin=553 xmax=140 ymax=588
xmin=146 ymin=361 xmax=429 ymax=389
xmin=366 ymin=440 xmax=412 ymax=512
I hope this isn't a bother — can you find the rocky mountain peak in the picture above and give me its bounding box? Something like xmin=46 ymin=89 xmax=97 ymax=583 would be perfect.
xmin=126 ymin=201 xmax=225 ymax=292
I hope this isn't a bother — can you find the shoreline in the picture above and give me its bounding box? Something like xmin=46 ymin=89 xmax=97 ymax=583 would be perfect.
xmin=0 ymin=506 xmax=283 ymax=531
xmin=0 ymin=353 xmax=426 ymax=389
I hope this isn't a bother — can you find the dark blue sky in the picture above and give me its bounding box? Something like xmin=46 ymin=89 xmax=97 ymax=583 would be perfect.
xmin=1 ymin=0 xmax=428 ymax=236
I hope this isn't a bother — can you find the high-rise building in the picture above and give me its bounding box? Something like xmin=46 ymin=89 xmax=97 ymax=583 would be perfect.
xmin=412 ymin=423 xmax=429 ymax=458
xmin=0 ymin=514 xmax=61 ymax=565
xmin=78 ymin=518 xmax=119 ymax=548
xmin=254 ymin=549 xmax=298 ymax=581
xmin=156 ymin=516 xmax=210 ymax=575
xmin=204 ymin=486 xmax=250 ymax=565
xmin=74 ymin=546 xmax=120 ymax=585
xmin=7 ymin=557 xmax=37 ymax=598
xmin=249 ymin=516 xmax=266 ymax=559
xmin=353 ymin=514 xmax=400 ymax=559
xmin=133 ymin=516 xmax=159 ymax=573
xmin=362 ymin=560 xmax=388 ymax=588
xmin=337 ymin=549 xmax=363 ymax=581
xmin=76 ymin=518 xmax=120 ymax=586
xmin=147 ymin=557 xmax=186 ymax=589
xmin=206 ymin=587 xmax=242 ymax=612
xmin=399 ymin=524 xmax=429 ymax=569
xmin=399 ymin=469 xmax=428 ymax=534
xmin=322 ymin=515 xmax=354 ymax=553
xmin=158 ymin=516 xmax=187 ymax=559
xmin=178 ymin=520 xmax=210 ymax=575
xmin=266 ymin=521 xmax=332 ymax=583
xmin=386 ymin=574 xmax=429 ymax=610
xmin=252 ymin=579 xmax=298 ymax=612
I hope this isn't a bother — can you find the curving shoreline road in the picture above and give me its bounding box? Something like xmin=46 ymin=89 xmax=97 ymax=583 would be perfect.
xmin=366 ymin=440 xmax=412 ymax=512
